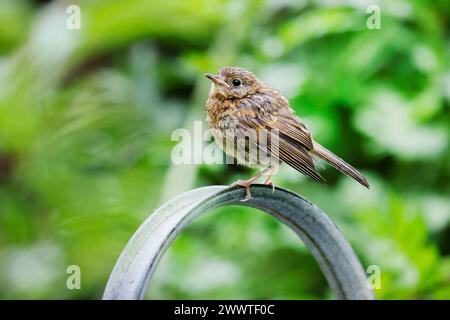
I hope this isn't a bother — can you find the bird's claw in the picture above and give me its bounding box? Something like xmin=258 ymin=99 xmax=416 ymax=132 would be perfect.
xmin=265 ymin=181 xmax=275 ymax=193
xmin=231 ymin=179 xmax=253 ymax=201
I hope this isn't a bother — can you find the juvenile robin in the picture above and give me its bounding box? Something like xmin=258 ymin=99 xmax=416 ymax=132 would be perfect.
xmin=204 ymin=66 xmax=369 ymax=200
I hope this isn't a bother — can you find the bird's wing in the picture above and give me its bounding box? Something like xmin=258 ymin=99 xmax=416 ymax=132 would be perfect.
xmin=269 ymin=112 xmax=314 ymax=150
xmin=232 ymin=96 xmax=325 ymax=183
xmin=252 ymin=89 xmax=315 ymax=150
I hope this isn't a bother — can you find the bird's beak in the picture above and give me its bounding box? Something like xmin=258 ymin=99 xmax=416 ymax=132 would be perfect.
xmin=205 ymin=73 xmax=230 ymax=88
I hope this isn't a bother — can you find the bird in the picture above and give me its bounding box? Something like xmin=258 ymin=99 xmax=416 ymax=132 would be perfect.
xmin=204 ymin=66 xmax=369 ymax=200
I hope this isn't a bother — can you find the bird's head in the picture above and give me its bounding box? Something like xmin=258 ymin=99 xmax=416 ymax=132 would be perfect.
xmin=205 ymin=66 xmax=263 ymax=99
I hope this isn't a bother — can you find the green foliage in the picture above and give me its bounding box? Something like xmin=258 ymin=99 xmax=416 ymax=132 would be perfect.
xmin=0 ymin=0 xmax=449 ymax=299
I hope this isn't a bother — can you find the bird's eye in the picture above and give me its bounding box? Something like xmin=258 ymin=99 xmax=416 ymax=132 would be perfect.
xmin=232 ymin=79 xmax=242 ymax=87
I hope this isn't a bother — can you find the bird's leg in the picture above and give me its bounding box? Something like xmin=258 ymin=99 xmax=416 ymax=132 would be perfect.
xmin=231 ymin=166 xmax=273 ymax=201
xmin=262 ymin=166 xmax=275 ymax=192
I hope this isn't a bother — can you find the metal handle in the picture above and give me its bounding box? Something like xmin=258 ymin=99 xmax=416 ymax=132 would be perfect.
xmin=103 ymin=185 xmax=375 ymax=300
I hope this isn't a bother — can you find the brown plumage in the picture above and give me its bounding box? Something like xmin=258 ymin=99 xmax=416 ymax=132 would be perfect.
xmin=204 ymin=66 xmax=369 ymax=200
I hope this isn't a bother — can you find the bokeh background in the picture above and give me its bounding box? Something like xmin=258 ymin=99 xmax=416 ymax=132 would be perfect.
xmin=0 ymin=0 xmax=449 ymax=299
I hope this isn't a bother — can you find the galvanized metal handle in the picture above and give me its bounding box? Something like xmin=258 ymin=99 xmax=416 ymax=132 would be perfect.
xmin=103 ymin=185 xmax=375 ymax=300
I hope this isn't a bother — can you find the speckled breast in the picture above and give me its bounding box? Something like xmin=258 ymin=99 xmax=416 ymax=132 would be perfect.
xmin=205 ymin=97 xmax=276 ymax=168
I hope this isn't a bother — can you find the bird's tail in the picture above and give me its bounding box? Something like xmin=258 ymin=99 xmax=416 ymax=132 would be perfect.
xmin=311 ymin=141 xmax=370 ymax=189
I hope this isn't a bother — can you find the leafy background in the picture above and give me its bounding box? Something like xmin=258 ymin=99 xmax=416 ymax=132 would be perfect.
xmin=0 ymin=0 xmax=449 ymax=299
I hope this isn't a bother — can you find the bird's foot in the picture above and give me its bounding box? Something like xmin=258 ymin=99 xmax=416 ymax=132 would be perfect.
xmin=231 ymin=179 xmax=254 ymax=202
xmin=231 ymin=167 xmax=275 ymax=201
xmin=263 ymin=171 xmax=275 ymax=193
xmin=264 ymin=180 xmax=275 ymax=193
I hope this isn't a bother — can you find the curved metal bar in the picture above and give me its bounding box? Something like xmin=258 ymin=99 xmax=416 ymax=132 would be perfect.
xmin=103 ymin=185 xmax=374 ymax=300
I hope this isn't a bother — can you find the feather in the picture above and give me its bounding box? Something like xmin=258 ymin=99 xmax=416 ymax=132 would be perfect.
xmin=311 ymin=141 xmax=370 ymax=188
